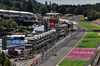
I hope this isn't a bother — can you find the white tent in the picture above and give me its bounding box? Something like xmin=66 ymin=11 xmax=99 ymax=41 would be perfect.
xmin=34 ymin=25 xmax=44 ymax=32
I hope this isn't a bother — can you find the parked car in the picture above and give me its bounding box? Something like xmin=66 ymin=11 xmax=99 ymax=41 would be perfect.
xmin=23 ymin=57 xmax=27 ymax=60
xmin=53 ymin=54 xmax=57 ymax=56
xmin=19 ymin=57 xmax=23 ymax=60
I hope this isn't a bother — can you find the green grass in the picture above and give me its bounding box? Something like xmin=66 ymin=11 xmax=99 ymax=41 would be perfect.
xmin=59 ymin=60 xmax=86 ymax=66
xmin=76 ymin=32 xmax=100 ymax=48
xmin=78 ymin=22 xmax=100 ymax=30
xmin=84 ymin=32 xmax=100 ymax=38
xmin=76 ymin=39 xmax=100 ymax=48
xmin=76 ymin=22 xmax=100 ymax=48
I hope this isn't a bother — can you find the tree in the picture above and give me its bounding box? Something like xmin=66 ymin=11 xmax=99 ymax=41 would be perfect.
xmin=11 ymin=22 xmax=17 ymax=29
xmin=49 ymin=1 xmax=51 ymax=5
xmin=45 ymin=1 xmax=48 ymax=6
xmin=0 ymin=21 xmax=3 ymax=35
xmin=7 ymin=18 xmax=17 ymax=31
xmin=51 ymin=3 xmax=58 ymax=12
xmin=47 ymin=5 xmax=53 ymax=12
xmin=13 ymin=1 xmax=21 ymax=10
xmin=22 ymin=1 xmax=33 ymax=12
xmin=4 ymin=58 xmax=11 ymax=66
xmin=87 ymin=9 xmax=97 ymax=20
xmin=2 ymin=20 xmax=8 ymax=28
xmin=0 ymin=26 xmax=3 ymax=35
xmin=39 ymin=5 xmax=48 ymax=15
xmin=0 ymin=51 xmax=6 ymax=66
xmin=1 ymin=0 xmax=11 ymax=6
xmin=2 ymin=18 xmax=17 ymax=31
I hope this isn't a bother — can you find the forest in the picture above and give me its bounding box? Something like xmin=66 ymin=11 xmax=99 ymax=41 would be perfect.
xmin=0 ymin=0 xmax=100 ymax=20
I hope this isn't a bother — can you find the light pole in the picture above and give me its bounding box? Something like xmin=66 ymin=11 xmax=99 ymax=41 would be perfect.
xmin=33 ymin=8 xmax=36 ymax=14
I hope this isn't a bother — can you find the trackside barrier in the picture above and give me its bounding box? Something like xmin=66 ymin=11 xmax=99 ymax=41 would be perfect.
xmin=77 ymin=20 xmax=91 ymax=23
xmin=31 ymin=31 xmax=80 ymax=66
xmin=85 ymin=43 xmax=100 ymax=66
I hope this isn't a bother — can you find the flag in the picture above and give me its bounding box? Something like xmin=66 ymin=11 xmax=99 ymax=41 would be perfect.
xmin=36 ymin=13 xmax=38 ymax=17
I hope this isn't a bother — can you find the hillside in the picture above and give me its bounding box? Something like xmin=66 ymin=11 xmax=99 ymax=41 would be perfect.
xmin=1 ymin=0 xmax=100 ymax=20
xmin=0 ymin=0 xmax=42 ymax=13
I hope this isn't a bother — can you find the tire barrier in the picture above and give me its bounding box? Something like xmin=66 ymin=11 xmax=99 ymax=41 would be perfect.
xmin=31 ymin=31 xmax=80 ymax=66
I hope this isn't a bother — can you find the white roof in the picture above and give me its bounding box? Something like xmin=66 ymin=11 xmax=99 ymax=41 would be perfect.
xmin=8 ymin=10 xmax=20 ymax=13
xmin=33 ymin=29 xmax=56 ymax=39
xmin=46 ymin=13 xmax=60 ymax=15
xmin=44 ymin=16 xmax=50 ymax=19
xmin=0 ymin=9 xmax=34 ymax=15
xmin=7 ymin=35 xmax=25 ymax=37
xmin=34 ymin=25 xmax=44 ymax=32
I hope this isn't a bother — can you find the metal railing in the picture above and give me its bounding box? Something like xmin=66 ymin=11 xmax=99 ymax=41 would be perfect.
xmin=85 ymin=43 xmax=100 ymax=66
xmin=31 ymin=31 xmax=80 ymax=66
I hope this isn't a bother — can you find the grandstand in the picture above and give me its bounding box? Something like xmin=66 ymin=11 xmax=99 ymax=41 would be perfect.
xmin=61 ymin=14 xmax=85 ymax=21
xmin=71 ymin=15 xmax=85 ymax=20
xmin=0 ymin=9 xmax=38 ymax=26
xmin=0 ymin=9 xmax=35 ymax=17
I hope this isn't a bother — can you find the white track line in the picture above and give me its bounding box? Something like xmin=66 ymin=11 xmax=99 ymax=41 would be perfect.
xmin=57 ymin=32 xmax=87 ymax=65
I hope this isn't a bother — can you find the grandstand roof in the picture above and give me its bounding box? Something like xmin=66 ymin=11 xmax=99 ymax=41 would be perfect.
xmin=0 ymin=9 xmax=34 ymax=15
xmin=65 ymin=14 xmax=74 ymax=16
xmin=46 ymin=13 xmax=60 ymax=15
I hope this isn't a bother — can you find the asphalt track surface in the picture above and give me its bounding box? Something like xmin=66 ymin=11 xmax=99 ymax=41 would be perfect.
xmin=38 ymin=25 xmax=86 ymax=66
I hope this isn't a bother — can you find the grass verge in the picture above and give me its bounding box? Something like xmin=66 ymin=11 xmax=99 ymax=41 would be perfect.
xmin=84 ymin=32 xmax=100 ymax=38
xmin=78 ymin=22 xmax=100 ymax=30
xmin=76 ymin=22 xmax=100 ymax=48
xmin=76 ymin=39 xmax=100 ymax=48
xmin=59 ymin=60 xmax=86 ymax=66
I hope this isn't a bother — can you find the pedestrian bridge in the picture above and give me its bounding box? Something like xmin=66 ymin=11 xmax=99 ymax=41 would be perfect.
xmin=60 ymin=19 xmax=77 ymax=25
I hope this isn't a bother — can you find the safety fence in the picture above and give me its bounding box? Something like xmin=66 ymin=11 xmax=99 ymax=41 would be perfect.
xmin=85 ymin=43 xmax=100 ymax=66
xmin=31 ymin=31 xmax=80 ymax=66
xmin=77 ymin=20 xmax=91 ymax=23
